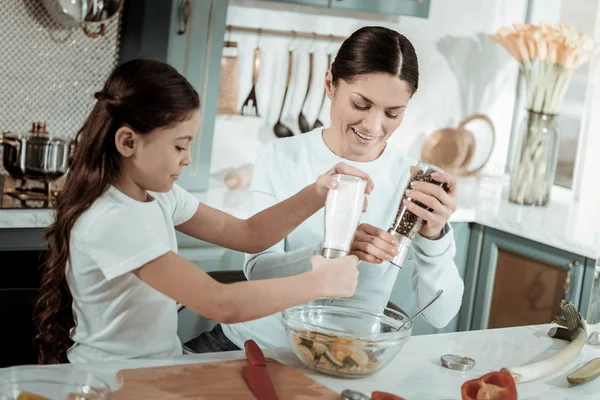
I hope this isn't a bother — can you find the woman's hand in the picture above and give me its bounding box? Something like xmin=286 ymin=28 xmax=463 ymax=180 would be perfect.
xmin=403 ymin=168 xmax=458 ymax=240
xmin=313 ymin=162 xmax=374 ymax=210
xmin=350 ymin=223 xmax=398 ymax=264
xmin=310 ymin=255 xmax=359 ymax=298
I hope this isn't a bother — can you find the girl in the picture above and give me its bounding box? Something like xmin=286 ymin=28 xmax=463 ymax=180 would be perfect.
xmin=191 ymin=26 xmax=465 ymax=352
xmin=35 ymin=59 xmax=371 ymax=364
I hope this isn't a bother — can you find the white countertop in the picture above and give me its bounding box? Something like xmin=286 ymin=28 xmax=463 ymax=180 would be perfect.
xmin=2 ymin=175 xmax=600 ymax=259
xmin=3 ymin=324 xmax=599 ymax=399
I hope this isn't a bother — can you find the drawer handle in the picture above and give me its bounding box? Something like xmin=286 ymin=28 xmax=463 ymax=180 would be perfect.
xmin=564 ymin=260 xmax=579 ymax=296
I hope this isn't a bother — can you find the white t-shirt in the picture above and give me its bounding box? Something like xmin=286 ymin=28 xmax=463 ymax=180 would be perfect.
xmin=66 ymin=184 xmax=199 ymax=363
xmin=222 ymin=128 xmax=464 ymax=349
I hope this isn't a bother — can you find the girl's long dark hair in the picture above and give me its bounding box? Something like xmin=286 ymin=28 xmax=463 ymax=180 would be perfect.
xmin=35 ymin=59 xmax=200 ymax=364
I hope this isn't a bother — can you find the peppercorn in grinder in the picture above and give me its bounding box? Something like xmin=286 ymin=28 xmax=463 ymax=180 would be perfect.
xmin=388 ymin=161 xmax=448 ymax=268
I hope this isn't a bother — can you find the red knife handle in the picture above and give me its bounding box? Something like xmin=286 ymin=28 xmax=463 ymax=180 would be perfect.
xmin=245 ymin=339 xmax=267 ymax=366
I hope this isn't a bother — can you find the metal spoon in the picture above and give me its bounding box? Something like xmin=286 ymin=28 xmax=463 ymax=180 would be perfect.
xmin=298 ymin=51 xmax=314 ymax=133
xmin=312 ymin=53 xmax=331 ymax=130
xmin=397 ymin=289 xmax=443 ymax=331
xmin=341 ymin=389 xmax=370 ymax=400
xmin=273 ymin=50 xmax=294 ymax=138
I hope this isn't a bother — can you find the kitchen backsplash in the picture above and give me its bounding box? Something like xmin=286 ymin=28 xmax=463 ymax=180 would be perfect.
xmin=0 ymin=1 xmax=121 ymax=139
xmin=210 ymin=0 xmax=527 ymax=179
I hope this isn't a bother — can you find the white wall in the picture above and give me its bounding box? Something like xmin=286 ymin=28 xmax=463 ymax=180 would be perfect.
xmin=210 ymin=0 xmax=527 ymax=178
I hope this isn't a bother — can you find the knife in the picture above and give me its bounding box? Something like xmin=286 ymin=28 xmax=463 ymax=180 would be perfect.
xmin=242 ymin=339 xmax=279 ymax=400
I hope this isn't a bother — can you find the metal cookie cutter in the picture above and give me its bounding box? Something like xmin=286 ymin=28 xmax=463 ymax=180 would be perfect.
xmin=441 ymin=354 xmax=476 ymax=371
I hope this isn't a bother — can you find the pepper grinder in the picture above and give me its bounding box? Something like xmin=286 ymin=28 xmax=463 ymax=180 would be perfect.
xmin=389 ymin=161 xmax=448 ymax=268
xmin=321 ymin=174 xmax=367 ymax=259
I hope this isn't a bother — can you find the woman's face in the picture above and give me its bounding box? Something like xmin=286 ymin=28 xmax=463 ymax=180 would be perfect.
xmin=324 ymin=71 xmax=413 ymax=162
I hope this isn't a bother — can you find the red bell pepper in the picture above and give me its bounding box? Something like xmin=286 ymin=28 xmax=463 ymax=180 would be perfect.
xmin=371 ymin=391 xmax=405 ymax=400
xmin=461 ymin=371 xmax=518 ymax=400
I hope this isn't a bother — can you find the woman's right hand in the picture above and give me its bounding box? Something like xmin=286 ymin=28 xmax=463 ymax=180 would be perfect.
xmin=310 ymin=255 xmax=359 ymax=298
xmin=350 ymin=223 xmax=398 ymax=264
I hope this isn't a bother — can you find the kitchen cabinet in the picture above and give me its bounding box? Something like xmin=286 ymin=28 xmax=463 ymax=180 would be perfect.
xmin=119 ymin=0 xmax=229 ymax=191
xmin=249 ymin=0 xmax=431 ymax=18
xmin=329 ymin=0 xmax=430 ymax=18
xmin=176 ymin=231 xmax=246 ymax=273
xmin=175 ymin=231 xmax=246 ymax=342
xmin=467 ymin=226 xmax=585 ymax=331
xmin=388 ymin=222 xmax=471 ymax=336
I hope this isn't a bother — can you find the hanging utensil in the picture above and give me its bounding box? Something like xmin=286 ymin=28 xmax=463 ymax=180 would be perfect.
xmin=396 ymin=289 xmax=443 ymax=331
xmin=298 ymin=39 xmax=315 ymax=133
xmin=216 ymin=41 xmax=240 ymax=115
xmin=273 ymin=50 xmax=295 ymax=138
xmin=42 ymin=0 xmax=123 ymax=39
xmin=421 ymin=114 xmax=495 ymax=176
xmin=312 ymin=53 xmax=332 ymax=131
xmin=241 ymin=38 xmax=262 ymax=117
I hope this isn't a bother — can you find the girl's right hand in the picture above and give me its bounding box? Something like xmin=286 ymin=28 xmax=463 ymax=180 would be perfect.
xmin=310 ymin=255 xmax=359 ymax=298
xmin=313 ymin=162 xmax=374 ymax=201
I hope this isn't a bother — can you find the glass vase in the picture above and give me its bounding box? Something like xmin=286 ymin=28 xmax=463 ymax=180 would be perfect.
xmin=509 ymin=109 xmax=560 ymax=206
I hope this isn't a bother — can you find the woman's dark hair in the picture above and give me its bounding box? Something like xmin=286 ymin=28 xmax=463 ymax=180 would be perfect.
xmin=35 ymin=59 xmax=200 ymax=364
xmin=331 ymin=26 xmax=419 ymax=94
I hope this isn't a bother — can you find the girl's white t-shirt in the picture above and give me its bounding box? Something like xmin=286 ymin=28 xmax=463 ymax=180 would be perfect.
xmin=66 ymin=184 xmax=199 ymax=363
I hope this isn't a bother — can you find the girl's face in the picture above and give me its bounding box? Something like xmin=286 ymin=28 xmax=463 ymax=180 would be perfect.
xmin=324 ymin=72 xmax=413 ymax=162
xmin=117 ymin=109 xmax=201 ymax=194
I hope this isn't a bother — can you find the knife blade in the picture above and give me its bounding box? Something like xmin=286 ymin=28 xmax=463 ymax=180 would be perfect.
xmin=242 ymin=339 xmax=279 ymax=400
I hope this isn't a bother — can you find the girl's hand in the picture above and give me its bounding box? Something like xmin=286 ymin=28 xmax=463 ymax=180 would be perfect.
xmin=314 ymin=162 xmax=374 ymax=199
xmin=350 ymin=223 xmax=398 ymax=264
xmin=310 ymin=255 xmax=359 ymax=298
xmin=403 ymin=168 xmax=458 ymax=240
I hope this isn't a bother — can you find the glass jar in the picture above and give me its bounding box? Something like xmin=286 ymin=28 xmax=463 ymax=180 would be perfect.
xmin=508 ymin=110 xmax=560 ymax=206
xmin=388 ymin=161 xmax=448 ymax=268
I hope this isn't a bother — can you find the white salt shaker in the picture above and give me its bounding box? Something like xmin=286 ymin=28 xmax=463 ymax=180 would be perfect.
xmin=321 ymin=174 xmax=367 ymax=259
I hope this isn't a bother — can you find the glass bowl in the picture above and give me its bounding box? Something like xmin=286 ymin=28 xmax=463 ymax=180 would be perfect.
xmin=0 ymin=367 xmax=110 ymax=400
xmin=281 ymin=298 xmax=412 ymax=378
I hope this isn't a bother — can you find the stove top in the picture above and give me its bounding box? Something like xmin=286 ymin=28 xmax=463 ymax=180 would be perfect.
xmin=1 ymin=177 xmax=57 ymax=210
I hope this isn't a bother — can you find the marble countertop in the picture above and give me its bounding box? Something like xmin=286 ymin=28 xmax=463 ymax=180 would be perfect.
xmin=2 ymin=324 xmax=599 ymax=399
xmin=2 ymin=175 xmax=600 ymax=259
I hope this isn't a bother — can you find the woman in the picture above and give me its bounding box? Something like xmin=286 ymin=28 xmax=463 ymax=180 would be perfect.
xmin=184 ymin=26 xmax=464 ymax=352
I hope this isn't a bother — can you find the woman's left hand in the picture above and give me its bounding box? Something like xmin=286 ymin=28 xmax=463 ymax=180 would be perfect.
xmin=402 ymin=167 xmax=458 ymax=240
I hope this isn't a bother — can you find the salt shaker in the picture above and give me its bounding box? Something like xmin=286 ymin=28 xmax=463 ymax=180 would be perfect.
xmin=388 ymin=161 xmax=448 ymax=268
xmin=322 ymin=174 xmax=367 ymax=259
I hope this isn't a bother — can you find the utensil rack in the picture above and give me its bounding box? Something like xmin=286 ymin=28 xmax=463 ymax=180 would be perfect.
xmin=226 ymin=25 xmax=346 ymax=42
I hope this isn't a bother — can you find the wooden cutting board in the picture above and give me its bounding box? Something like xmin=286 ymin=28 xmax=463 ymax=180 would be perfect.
xmin=111 ymin=358 xmax=340 ymax=399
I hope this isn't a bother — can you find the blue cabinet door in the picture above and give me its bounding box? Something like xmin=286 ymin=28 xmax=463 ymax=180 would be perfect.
xmin=469 ymin=226 xmax=585 ymax=331
xmin=119 ymin=0 xmax=229 ymax=191
xmin=579 ymin=257 xmax=599 ymax=321
xmin=330 ymin=0 xmax=431 ymax=18
xmin=167 ymin=0 xmax=229 ymax=191
xmin=388 ymin=222 xmax=471 ymax=336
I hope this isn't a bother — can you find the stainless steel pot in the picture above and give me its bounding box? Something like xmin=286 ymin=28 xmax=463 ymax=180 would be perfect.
xmin=0 ymin=122 xmax=71 ymax=182
xmin=42 ymin=0 xmax=124 ymax=39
